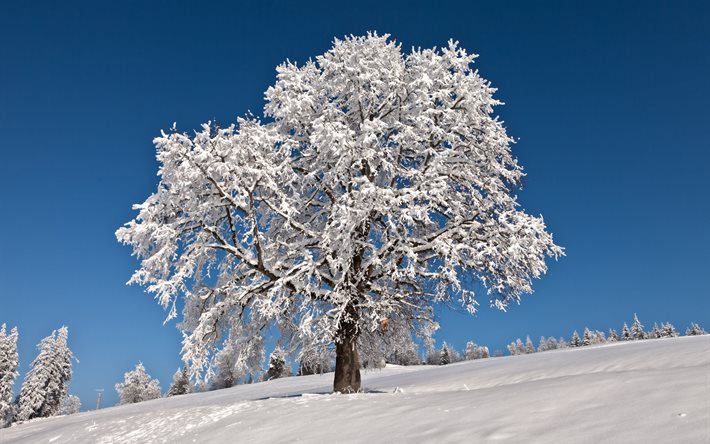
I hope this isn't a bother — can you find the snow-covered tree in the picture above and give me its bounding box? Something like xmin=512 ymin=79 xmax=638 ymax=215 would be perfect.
xmin=358 ymin=316 xmax=423 ymax=367
xmin=115 ymin=363 xmax=161 ymax=405
xmin=479 ymin=346 xmax=490 ymax=359
xmin=297 ymin=346 xmax=334 ymax=375
xmin=515 ymin=338 xmax=525 ymax=355
xmin=621 ymin=323 xmax=631 ymax=341
xmin=546 ymin=336 xmax=558 ymax=350
xmin=116 ymin=33 xmax=562 ymax=393
xmin=570 ymin=331 xmax=581 ymax=348
xmin=210 ymin=329 xmax=264 ymax=390
xmin=524 ymin=336 xmax=535 ymax=354
xmin=60 ymin=395 xmax=81 ymax=415
xmin=465 ymin=341 xmax=489 ymax=360
xmin=685 ymin=322 xmax=707 ymax=336
xmin=264 ymin=347 xmax=289 ymax=381
xmin=593 ymin=330 xmax=606 ymax=344
xmin=465 ymin=341 xmax=477 ymax=359
xmin=210 ymin=346 xmax=239 ymax=390
xmin=506 ymin=341 xmax=518 ymax=356
xmin=16 ymin=327 xmax=74 ymax=421
xmin=439 ymin=344 xmax=451 ymax=365
xmin=660 ymin=322 xmax=678 ymax=338
xmin=608 ymin=329 xmax=619 ymax=342
xmin=557 ymin=337 xmax=568 ymax=348
xmin=631 ymin=314 xmax=646 ymax=340
xmin=537 ymin=336 xmax=548 ymax=353
xmin=650 ymin=323 xmax=661 ymax=339
xmin=0 ymin=324 xmax=19 ymax=427
xmin=167 ymin=367 xmax=191 ymax=397
xmin=582 ymin=328 xmax=592 ymax=346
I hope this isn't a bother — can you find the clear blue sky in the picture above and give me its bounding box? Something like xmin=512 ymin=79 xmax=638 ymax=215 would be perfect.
xmin=1 ymin=0 xmax=708 ymax=409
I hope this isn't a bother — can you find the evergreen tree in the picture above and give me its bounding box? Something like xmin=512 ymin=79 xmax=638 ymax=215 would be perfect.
xmin=570 ymin=331 xmax=581 ymax=347
xmin=557 ymin=337 xmax=568 ymax=348
xmin=546 ymin=336 xmax=558 ymax=350
xmin=115 ymin=363 xmax=161 ymax=405
xmin=582 ymin=328 xmax=592 ymax=346
xmin=465 ymin=342 xmax=489 ymax=360
xmin=685 ymin=322 xmax=707 ymax=336
xmin=608 ymin=329 xmax=619 ymax=342
xmin=631 ymin=314 xmax=646 ymax=340
xmin=507 ymin=342 xmax=518 ymax=356
xmin=593 ymin=330 xmax=606 ymax=344
xmin=0 ymin=324 xmax=19 ymax=427
xmin=16 ymin=327 xmax=73 ymax=421
xmin=524 ymin=336 xmax=535 ymax=354
xmin=660 ymin=322 xmax=678 ymax=338
xmin=537 ymin=336 xmax=548 ymax=353
xmin=621 ymin=323 xmax=632 ymax=340
xmin=167 ymin=367 xmax=191 ymax=397
xmin=264 ymin=347 xmax=289 ymax=380
xmin=515 ymin=339 xmax=525 ymax=355
xmin=650 ymin=323 xmax=661 ymax=339
xmin=439 ymin=344 xmax=451 ymax=365
xmin=60 ymin=395 xmax=81 ymax=415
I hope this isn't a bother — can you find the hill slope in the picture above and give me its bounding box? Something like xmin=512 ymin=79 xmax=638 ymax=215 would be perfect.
xmin=2 ymin=336 xmax=709 ymax=443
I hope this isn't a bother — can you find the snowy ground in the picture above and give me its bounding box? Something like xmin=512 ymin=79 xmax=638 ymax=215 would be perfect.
xmin=2 ymin=336 xmax=709 ymax=443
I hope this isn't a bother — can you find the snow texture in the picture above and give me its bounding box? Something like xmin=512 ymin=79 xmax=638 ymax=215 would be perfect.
xmin=2 ymin=336 xmax=708 ymax=443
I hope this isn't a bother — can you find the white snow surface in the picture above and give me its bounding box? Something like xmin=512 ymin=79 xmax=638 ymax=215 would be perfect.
xmin=2 ymin=336 xmax=709 ymax=443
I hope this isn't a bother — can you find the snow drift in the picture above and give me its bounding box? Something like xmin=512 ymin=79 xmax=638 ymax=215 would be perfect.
xmin=2 ymin=336 xmax=708 ymax=443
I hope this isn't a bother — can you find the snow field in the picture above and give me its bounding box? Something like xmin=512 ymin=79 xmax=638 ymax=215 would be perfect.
xmin=2 ymin=335 xmax=708 ymax=443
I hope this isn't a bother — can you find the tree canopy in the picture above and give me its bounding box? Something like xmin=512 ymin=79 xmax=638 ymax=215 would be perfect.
xmin=117 ymin=33 xmax=562 ymax=392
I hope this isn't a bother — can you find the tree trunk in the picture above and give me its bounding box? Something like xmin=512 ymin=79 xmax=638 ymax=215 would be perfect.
xmin=333 ymin=308 xmax=361 ymax=393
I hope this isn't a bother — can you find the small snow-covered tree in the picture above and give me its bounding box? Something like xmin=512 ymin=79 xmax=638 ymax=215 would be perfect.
xmin=60 ymin=395 xmax=81 ymax=415
xmin=524 ymin=336 xmax=535 ymax=354
xmin=117 ymin=33 xmax=562 ymax=393
xmin=211 ymin=347 xmax=239 ymax=390
xmin=557 ymin=337 xmax=568 ymax=348
xmin=297 ymin=346 xmax=334 ymax=375
xmin=479 ymin=346 xmax=489 ymax=359
xmin=465 ymin=341 xmax=488 ymax=360
xmin=115 ymin=363 xmax=161 ymax=405
xmin=621 ymin=323 xmax=632 ymax=340
xmin=264 ymin=347 xmax=289 ymax=381
xmin=210 ymin=330 xmax=264 ymax=390
xmin=593 ymin=330 xmax=606 ymax=344
xmin=546 ymin=336 xmax=558 ymax=350
xmin=358 ymin=316 xmax=423 ymax=367
xmin=16 ymin=327 xmax=73 ymax=421
xmin=167 ymin=367 xmax=191 ymax=397
xmin=608 ymin=329 xmax=619 ymax=342
xmin=685 ymin=322 xmax=707 ymax=336
xmin=515 ymin=338 xmax=525 ymax=355
xmin=570 ymin=331 xmax=581 ymax=348
xmin=582 ymin=328 xmax=592 ymax=346
xmin=537 ymin=336 xmax=548 ymax=352
xmin=465 ymin=341 xmax=477 ymax=360
xmin=631 ymin=314 xmax=646 ymax=340
xmin=439 ymin=344 xmax=451 ymax=365
xmin=650 ymin=323 xmax=661 ymax=339
xmin=0 ymin=324 xmax=19 ymax=427
xmin=507 ymin=341 xmax=518 ymax=356
xmin=660 ymin=322 xmax=678 ymax=338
